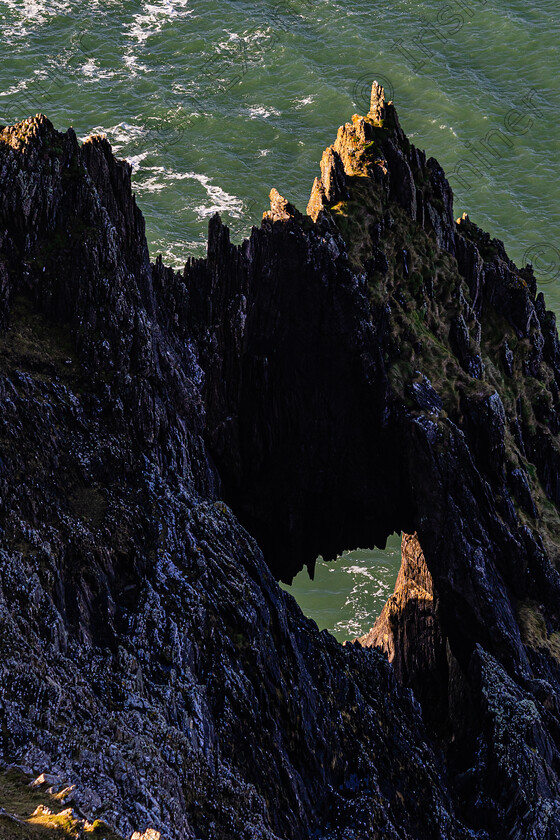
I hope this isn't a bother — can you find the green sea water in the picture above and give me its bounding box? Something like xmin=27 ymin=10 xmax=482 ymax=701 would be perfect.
xmin=280 ymin=537 xmax=403 ymax=641
xmin=0 ymin=0 xmax=558 ymax=640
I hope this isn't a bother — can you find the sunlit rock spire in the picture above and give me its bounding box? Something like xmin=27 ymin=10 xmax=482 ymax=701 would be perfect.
xmin=369 ymin=80 xmax=386 ymax=124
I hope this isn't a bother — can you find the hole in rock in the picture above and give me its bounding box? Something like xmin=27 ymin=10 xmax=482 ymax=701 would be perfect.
xmin=280 ymin=533 xmax=402 ymax=642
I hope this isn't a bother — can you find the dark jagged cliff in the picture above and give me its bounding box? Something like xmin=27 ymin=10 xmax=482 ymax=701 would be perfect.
xmin=0 ymin=85 xmax=560 ymax=839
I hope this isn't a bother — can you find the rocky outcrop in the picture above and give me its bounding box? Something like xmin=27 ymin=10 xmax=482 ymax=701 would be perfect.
xmin=0 ymin=767 xmax=122 ymax=839
xmin=369 ymin=81 xmax=387 ymax=123
xmin=1 ymin=85 xmax=560 ymax=840
xmin=0 ymin=112 xmax=469 ymax=840
xmin=358 ymin=533 xmax=447 ymax=727
xmin=187 ymin=86 xmax=560 ymax=839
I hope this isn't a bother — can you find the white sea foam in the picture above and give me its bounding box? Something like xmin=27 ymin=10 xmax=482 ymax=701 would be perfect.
xmin=127 ymin=0 xmax=192 ymax=44
xmin=343 ymin=564 xmax=375 ymax=579
xmin=123 ymin=0 xmax=192 ymax=78
xmin=219 ymin=27 xmax=272 ymax=51
xmin=0 ymin=81 xmax=29 ymax=97
xmin=190 ymin=173 xmax=244 ymax=218
xmin=122 ymin=53 xmax=150 ymax=75
xmin=79 ymin=122 xmax=146 ymax=152
xmin=247 ymin=105 xmax=281 ymax=119
xmin=430 ymin=119 xmax=459 ymax=138
xmin=79 ymin=59 xmax=117 ymax=81
xmin=126 ymin=151 xmax=151 ymax=170
xmin=2 ymin=0 xmax=69 ymax=24
xmin=80 ymin=58 xmax=97 ymax=78
xmin=150 ymin=237 xmax=204 ymax=268
xmin=294 ymin=96 xmax=315 ymax=108
xmin=130 ymin=164 xmax=244 ymax=220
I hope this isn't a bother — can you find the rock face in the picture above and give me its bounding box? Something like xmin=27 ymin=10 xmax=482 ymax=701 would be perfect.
xmin=358 ymin=533 xmax=447 ymax=726
xmin=0 ymin=87 xmax=560 ymax=840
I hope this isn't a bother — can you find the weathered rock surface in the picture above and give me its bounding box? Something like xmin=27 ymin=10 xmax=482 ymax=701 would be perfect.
xmin=0 ymin=85 xmax=560 ymax=840
xmin=358 ymin=533 xmax=447 ymax=726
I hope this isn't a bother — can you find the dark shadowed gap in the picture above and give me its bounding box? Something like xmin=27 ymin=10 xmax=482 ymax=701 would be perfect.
xmin=280 ymin=533 xmax=402 ymax=642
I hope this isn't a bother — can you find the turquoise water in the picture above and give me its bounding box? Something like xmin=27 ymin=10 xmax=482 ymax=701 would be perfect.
xmin=0 ymin=0 xmax=558 ymax=636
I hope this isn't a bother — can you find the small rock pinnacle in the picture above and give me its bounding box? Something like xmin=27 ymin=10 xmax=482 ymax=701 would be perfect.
xmin=369 ymin=81 xmax=386 ymax=123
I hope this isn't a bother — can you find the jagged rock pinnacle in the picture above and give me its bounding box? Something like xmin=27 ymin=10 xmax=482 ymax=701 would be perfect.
xmin=264 ymin=187 xmax=303 ymax=223
xmin=306 ymin=146 xmax=348 ymax=221
xmin=369 ymin=80 xmax=386 ymax=123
